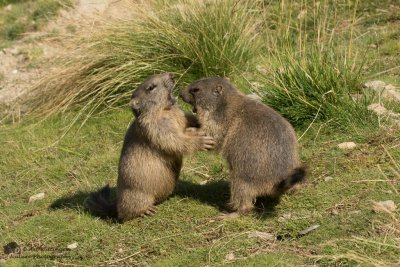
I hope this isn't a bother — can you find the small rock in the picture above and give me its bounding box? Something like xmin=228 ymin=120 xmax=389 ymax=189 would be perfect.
xmin=299 ymin=224 xmax=320 ymax=235
xmin=247 ymin=231 xmax=275 ymax=241
xmin=364 ymin=81 xmax=400 ymax=102
xmin=372 ymin=200 xmax=397 ymax=214
xmin=368 ymin=44 xmax=377 ymax=49
xmin=368 ymin=103 xmax=387 ymax=116
xmin=12 ymin=69 xmax=18 ymax=75
xmin=384 ymin=84 xmax=400 ymax=102
xmin=5 ymin=5 xmax=12 ymax=11
xmin=225 ymin=252 xmax=235 ymax=262
xmin=29 ymin=192 xmax=45 ymax=202
xmin=67 ymin=242 xmax=78 ymax=250
xmin=385 ymin=84 xmax=397 ymax=91
xmin=324 ymin=176 xmax=334 ymax=182
xmin=363 ymin=80 xmax=386 ymax=91
xmin=337 ymin=142 xmax=356 ymax=150
xmin=199 ymin=180 xmax=208 ymax=185
xmin=0 ymin=258 xmax=5 ymax=264
xmin=368 ymin=103 xmax=400 ymax=118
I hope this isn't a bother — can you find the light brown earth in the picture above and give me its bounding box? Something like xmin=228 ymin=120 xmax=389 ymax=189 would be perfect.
xmin=0 ymin=0 xmax=139 ymax=113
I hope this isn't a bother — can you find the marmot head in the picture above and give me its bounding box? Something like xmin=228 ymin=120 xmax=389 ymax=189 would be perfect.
xmin=129 ymin=73 xmax=176 ymax=117
xmin=180 ymin=77 xmax=234 ymax=114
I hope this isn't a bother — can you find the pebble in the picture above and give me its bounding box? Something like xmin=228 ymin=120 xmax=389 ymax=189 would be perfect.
xmin=337 ymin=142 xmax=356 ymax=150
xmin=368 ymin=103 xmax=387 ymax=116
xmin=363 ymin=80 xmax=386 ymax=91
xmin=225 ymin=252 xmax=235 ymax=261
xmin=363 ymin=81 xmax=400 ymax=102
xmin=28 ymin=192 xmax=45 ymax=202
xmin=372 ymin=200 xmax=397 ymax=213
xmin=67 ymin=242 xmax=78 ymax=250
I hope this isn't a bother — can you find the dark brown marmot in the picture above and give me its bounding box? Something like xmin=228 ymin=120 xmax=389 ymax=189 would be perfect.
xmin=85 ymin=73 xmax=215 ymax=222
xmin=180 ymin=77 xmax=305 ymax=216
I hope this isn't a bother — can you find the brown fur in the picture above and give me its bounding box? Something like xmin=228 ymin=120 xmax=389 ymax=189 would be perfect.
xmin=180 ymin=77 xmax=305 ymax=215
xmin=85 ymin=73 xmax=214 ymax=222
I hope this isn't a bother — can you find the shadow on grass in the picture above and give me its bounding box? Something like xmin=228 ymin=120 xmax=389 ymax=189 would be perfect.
xmin=174 ymin=179 xmax=230 ymax=212
xmin=254 ymin=196 xmax=282 ymax=219
xmin=175 ymin=179 xmax=281 ymax=219
xmin=50 ymin=180 xmax=280 ymax=221
xmin=49 ymin=189 xmax=119 ymax=224
xmin=50 ymin=190 xmax=91 ymax=210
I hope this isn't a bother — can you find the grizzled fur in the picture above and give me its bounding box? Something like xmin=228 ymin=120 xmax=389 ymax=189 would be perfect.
xmin=180 ymin=77 xmax=305 ymax=215
xmin=85 ymin=73 xmax=214 ymax=222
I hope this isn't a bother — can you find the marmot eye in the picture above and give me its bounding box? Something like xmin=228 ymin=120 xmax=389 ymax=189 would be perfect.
xmin=190 ymin=88 xmax=199 ymax=94
xmin=147 ymin=84 xmax=156 ymax=91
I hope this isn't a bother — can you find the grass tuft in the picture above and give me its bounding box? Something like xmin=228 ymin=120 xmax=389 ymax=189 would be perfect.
xmin=259 ymin=48 xmax=376 ymax=128
xmin=27 ymin=0 xmax=262 ymax=118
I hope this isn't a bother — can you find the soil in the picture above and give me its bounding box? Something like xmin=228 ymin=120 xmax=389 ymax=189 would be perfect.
xmin=0 ymin=0 xmax=137 ymax=113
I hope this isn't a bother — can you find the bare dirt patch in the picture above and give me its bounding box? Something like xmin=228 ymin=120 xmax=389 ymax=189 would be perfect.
xmin=0 ymin=0 xmax=137 ymax=116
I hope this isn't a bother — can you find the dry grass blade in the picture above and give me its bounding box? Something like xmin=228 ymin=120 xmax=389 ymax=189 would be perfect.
xmin=24 ymin=0 xmax=262 ymax=119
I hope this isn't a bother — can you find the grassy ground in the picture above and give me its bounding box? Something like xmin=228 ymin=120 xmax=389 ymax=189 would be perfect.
xmin=0 ymin=110 xmax=399 ymax=266
xmin=1 ymin=0 xmax=400 ymax=266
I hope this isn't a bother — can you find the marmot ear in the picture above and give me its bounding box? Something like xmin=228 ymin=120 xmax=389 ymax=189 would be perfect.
xmin=213 ymin=84 xmax=223 ymax=96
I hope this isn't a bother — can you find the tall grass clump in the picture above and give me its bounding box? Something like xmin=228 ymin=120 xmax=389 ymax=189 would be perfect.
xmin=255 ymin=0 xmax=376 ymax=129
xmin=27 ymin=0 xmax=261 ymax=117
xmin=258 ymin=49 xmax=375 ymax=128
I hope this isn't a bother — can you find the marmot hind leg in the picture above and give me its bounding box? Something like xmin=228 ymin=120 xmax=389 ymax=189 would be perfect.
xmin=228 ymin=177 xmax=257 ymax=214
xmin=216 ymin=177 xmax=256 ymax=220
xmin=117 ymin=189 xmax=156 ymax=222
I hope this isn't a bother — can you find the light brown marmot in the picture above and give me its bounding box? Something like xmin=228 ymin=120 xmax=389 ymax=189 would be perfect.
xmin=85 ymin=73 xmax=215 ymax=222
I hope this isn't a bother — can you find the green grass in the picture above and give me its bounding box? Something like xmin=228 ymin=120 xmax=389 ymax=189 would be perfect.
xmin=258 ymin=48 xmax=377 ymax=129
xmin=0 ymin=109 xmax=399 ymax=266
xmin=0 ymin=0 xmax=72 ymax=49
